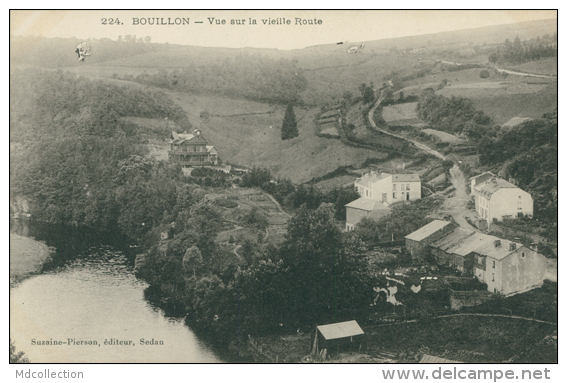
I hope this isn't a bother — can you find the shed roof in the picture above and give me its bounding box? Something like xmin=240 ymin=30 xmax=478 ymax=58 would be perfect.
xmin=429 ymin=227 xmax=476 ymax=253
xmin=419 ymin=354 xmax=462 ymax=363
xmin=346 ymin=197 xmax=390 ymax=212
xmin=317 ymin=320 xmax=364 ymax=340
xmin=405 ymin=220 xmax=454 ymax=242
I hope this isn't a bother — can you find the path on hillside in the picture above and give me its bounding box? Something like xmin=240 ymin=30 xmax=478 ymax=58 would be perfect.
xmin=261 ymin=191 xmax=291 ymax=218
xmin=437 ymin=60 xmax=556 ymax=79
xmin=495 ymin=68 xmax=556 ymax=79
xmin=368 ymin=97 xmax=446 ymax=160
xmin=373 ymin=312 xmax=557 ymax=328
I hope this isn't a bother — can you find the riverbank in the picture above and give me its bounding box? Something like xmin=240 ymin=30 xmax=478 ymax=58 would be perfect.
xmin=10 ymin=233 xmax=51 ymax=283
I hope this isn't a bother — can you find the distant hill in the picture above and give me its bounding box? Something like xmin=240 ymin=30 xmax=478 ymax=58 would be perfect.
xmin=11 ymin=18 xmax=556 ymax=68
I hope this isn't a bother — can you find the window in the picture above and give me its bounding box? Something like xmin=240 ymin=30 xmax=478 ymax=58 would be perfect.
xmin=492 ymin=260 xmax=496 ymax=268
xmin=406 ymin=184 xmax=410 ymax=190
xmin=401 ymin=184 xmax=405 ymax=191
xmin=521 ymin=252 xmax=525 ymax=258
xmin=492 ymin=273 xmax=495 ymax=282
xmin=393 ymin=192 xmax=397 ymax=199
xmin=366 ymin=190 xmax=368 ymax=197
xmin=393 ymin=184 xmax=397 ymax=191
xmin=517 ymin=202 xmax=522 ymax=210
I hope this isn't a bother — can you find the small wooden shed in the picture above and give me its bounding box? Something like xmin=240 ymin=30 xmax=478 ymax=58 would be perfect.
xmin=312 ymin=320 xmax=365 ymax=359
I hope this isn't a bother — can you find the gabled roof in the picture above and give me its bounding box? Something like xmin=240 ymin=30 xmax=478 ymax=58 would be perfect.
xmin=171 ymin=130 xmax=208 ymax=144
xmin=470 ymin=235 xmax=522 ymax=260
xmin=405 ymin=220 xmax=455 ymax=242
xmin=355 ymin=172 xmax=389 ymax=187
xmin=356 ymin=172 xmax=420 ymax=187
xmin=346 ymin=197 xmax=390 ymax=212
xmin=477 ymin=177 xmax=520 ymax=200
xmin=392 ymin=173 xmax=421 ymax=182
xmin=317 ymin=320 xmax=364 ymax=340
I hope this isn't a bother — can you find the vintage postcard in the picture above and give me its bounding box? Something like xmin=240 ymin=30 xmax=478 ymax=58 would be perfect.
xmin=9 ymin=8 xmax=557 ymax=375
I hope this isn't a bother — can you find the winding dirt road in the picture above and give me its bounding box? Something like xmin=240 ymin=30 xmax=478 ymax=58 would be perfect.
xmin=368 ymin=97 xmax=446 ymax=160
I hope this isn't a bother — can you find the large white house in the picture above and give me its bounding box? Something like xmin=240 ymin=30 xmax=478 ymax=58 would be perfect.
xmin=345 ymin=171 xmax=421 ymax=231
xmin=355 ymin=171 xmax=421 ymax=205
xmin=470 ymin=173 xmax=533 ymax=228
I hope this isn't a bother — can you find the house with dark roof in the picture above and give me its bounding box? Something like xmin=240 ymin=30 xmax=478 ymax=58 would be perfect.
xmin=405 ymin=220 xmax=547 ymax=296
xmin=355 ymin=171 xmax=421 ymax=205
xmin=168 ymin=129 xmax=218 ymax=167
xmin=470 ymin=174 xmax=533 ymax=229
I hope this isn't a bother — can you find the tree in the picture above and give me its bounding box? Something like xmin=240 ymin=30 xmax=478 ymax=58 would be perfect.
xmin=277 ymin=203 xmax=373 ymax=326
xmin=10 ymin=339 xmax=30 ymax=363
xmin=362 ymin=87 xmax=378 ymax=104
xmin=183 ymin=246 xmax=203 ymax=277
xmin=281 ymin=103 xmax=298 ymax=140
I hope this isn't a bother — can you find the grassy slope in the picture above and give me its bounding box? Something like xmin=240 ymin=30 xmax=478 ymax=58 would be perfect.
xmin=164 ymin=91 xmax=382 ymax=183
xmin=507 ymin=57 xmax=557 ymax=76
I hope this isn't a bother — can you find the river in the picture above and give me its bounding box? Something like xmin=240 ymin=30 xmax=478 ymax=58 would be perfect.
xmin=9 ymin=221 xmax=221 ymax=363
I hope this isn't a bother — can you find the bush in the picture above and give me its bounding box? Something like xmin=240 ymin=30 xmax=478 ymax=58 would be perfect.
xmin=479 ymin=69 xmax=490 ymax=79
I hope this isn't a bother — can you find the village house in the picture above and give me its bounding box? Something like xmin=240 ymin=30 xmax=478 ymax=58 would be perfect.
xmin=470 ymin=173 xmax=533 ymax=229
xmin=168 ymin=129 xmax=218 ymax=167
xmin=405 ymin=220 xmax=547 ymax=296
xmin=345 ymin=171 xmax=421 ymax=231
xmin=345 ymin=198 xmax=390 ymax=231
xmin=355 ymin=171 xmax=421 ymax=205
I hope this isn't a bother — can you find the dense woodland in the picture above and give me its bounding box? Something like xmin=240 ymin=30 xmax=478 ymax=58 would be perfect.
xmin=416 ymin=89 xmax=493 ymax=139
xmin=10 ymin=69 xmax=190 ymax=237
xmin=488 ymin=35 xmax=557 ymax=66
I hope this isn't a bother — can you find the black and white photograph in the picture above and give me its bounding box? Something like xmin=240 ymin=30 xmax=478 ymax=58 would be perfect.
xmin=9 ymin=8 xmax=558 ymax=374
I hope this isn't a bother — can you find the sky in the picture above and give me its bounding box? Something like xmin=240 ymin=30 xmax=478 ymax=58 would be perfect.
xmin=10 ymin=10 xmax=557 ymax=50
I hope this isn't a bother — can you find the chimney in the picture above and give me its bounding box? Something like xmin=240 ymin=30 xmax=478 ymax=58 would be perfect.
xmin=494 ymin=240 xmax=501 ymax=247
xmin=509 ymin=242 xmax=516 ymax=251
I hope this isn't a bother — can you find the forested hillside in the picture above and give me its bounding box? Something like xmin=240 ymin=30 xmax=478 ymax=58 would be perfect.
xmin=479 ymin=111 xmax=558 ymax=228
xmin=10 ymin=69 xmax=191 ymax=236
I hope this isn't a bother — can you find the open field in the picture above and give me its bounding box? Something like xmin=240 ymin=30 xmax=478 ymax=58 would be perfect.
xmin=421 ymin=129 xmax=464 ymax=144
xmin=469 ymin=84 xmax=557 ymax=125
xmin=507 ymin=58 xmax=557 ymax=76
xmin=382 ymin=102 xmax=420 ymax=125
xmin=313 ymin=174 xmax=357 ymax=191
